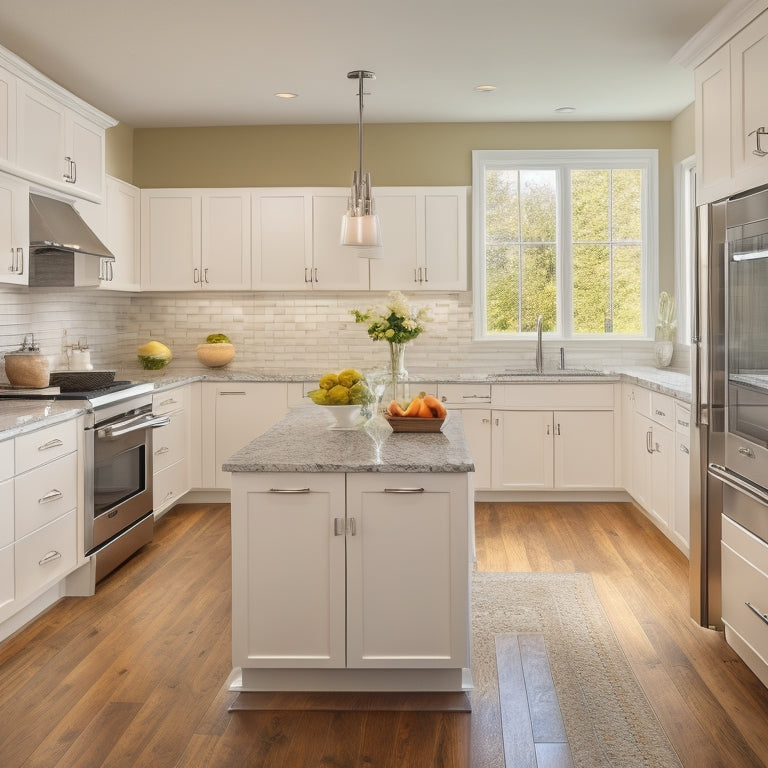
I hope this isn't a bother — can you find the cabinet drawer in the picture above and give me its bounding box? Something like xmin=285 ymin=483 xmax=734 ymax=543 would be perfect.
xmin=492 ymin=383 xmax=614 ymax=409
xmin=153 ymin=411 xmax=186 ymax=472
xmin=154 ymin=458 xmax=188 ymax=514
xmin=0 ymin=439 xmax=13 ymax=481
xmin=649 ymin=392 xmax=675 ymax=430
xmin=437 ymin=383 xmax=491 ymax=405
xmin=14 ymin=510 xmax=76 ymax=599
xmin=15 ymin=451 xmax=77 ymax=539
xmin=15 ymin=420 xmax=77 ymax=474
xmin=675 ymin=403 xmax=691 ymax=435
xmin=153 ymin=387 xmax=186 ymax=415
xmin=0 ymin=477 xmax=13 ymax=548
xmin=722 ymin=517 xmax=768 ymax=669
xmin=0 ymin=543 xmax=13 ymax=611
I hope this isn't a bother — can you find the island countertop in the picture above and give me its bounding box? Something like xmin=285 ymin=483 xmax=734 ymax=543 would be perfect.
xmin=223 ymin=406 xmax=474 ymax=474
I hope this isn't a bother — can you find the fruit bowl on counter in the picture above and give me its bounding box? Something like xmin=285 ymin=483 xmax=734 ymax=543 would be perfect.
xmin=385 ymin=393 xmax=447 ymax=432
xmin=307 ymin=368 xmax=372 ymax=429
xmin=197 ymin=333 xmax=235 ymax=368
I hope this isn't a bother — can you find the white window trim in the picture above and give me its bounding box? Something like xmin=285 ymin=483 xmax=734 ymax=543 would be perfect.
xmin=674 ymin=155 xmax=696 ymax=347
xmin=471 ymin=149 xmax=659 ymax=341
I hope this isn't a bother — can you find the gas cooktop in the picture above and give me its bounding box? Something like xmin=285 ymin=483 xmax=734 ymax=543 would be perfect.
xmin=0 ymin=380 xmax=154 ymax=408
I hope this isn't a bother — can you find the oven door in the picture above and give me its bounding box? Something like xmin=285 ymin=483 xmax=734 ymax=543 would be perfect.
xmin=84 ymin=410 xmax=169 ymax=554
xmin=725 ymin=197 xmax=768 ymax=490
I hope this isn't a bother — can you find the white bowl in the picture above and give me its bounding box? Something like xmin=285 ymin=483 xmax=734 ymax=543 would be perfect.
xmin=196 ymin=342 xmax=235 ymax=368
xmin=319 ymin=404 xmax=363 ymax=430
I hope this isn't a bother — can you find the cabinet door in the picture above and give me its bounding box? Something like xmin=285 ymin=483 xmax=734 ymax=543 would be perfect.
xmin=422 ymin=189 xmax=467 ymax=290
xmin=251 ymin=191 xmax=311 ymax=290
xmin=68 ymin=112 xmax=104 ymax=198
xmin=311 ymin=193 xmax=370 ymax=290
xmin=140 ymin=190 xmax=200 ymax=290
xmin=554 ymin=410 xmax=615 ymax=489
xmin=731 ymin=10 xmax=768 ymax=191
xmin=231 ymin=472 xmax=346 ymax=668
xmin=632 ymin=411 xmax=654 ymax=512
xmin=16 ymin=83 xmax=67 ymax=186
xmin=649 ymin=423 xmax=674 ymax=531
xmin=492 ymin=410 xmax=553 ymax=489
xmin=460 ymin=409 xmax=492 ymax=489
xmin=202 ymin=382 xmax=290 ymax=489
xmin=346 ymin=473 xmax=470 ymax=669
xmin=695 ymin=46 xmax=733 ymax=205
xmin=103 ymin=176 xmax=140 ymax=291
xmin=620 ymin=385 xmax=635 ymax=494
xmin=201 ymin=191 xmax=251 ymax=289
xmin=0 ymin=65 xmax=16 ymax=165
xmin=0 ymin=171 xmax=28 ymax=285
xmin=368 ymin=192 xmax=420 ymax=290
xmin=674 ymin=432 xmax=691 ymax=553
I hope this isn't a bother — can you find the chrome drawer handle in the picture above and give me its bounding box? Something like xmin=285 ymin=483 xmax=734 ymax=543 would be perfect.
xmin=680 ymin=444 xmax=689 ymax=455
xmin=39 ymin=550 xmax=62 ymax=566
xmin=38 ymin=489 xmax=63 ymax=504
xmin=654 ymin=409 xmax=666 ymax=417
xmin=38 ymin=438 xmax=64 ymax=451
xmin=154 ymin=446 xmax=170 ymax=456
xmin=746 ymin=602 xmax=768 ymax=627
xmin=738 ymin=446 xmax=756 ymax=459
xmin=269 ymin=487 xmax=311 ymax=493
xmin=160 ymin=398 xmax=178 ymax=407
xmin=677 ymin=419 xmax=689 ymax=428
xmin=384 ymin=487 xmax=425 ymax=493
xmin=219 ymin=391 xmax=246 ymax=396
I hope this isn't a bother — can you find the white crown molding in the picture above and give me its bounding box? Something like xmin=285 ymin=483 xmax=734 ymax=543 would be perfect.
xmin=0 ymin=43 xmax=116 ymax=129
xmin=673 ymin=0 xmax=768 ymax=69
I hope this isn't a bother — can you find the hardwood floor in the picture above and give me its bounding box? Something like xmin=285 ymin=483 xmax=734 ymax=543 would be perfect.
xmin=0 ymin=500 xmax=767 ymax=767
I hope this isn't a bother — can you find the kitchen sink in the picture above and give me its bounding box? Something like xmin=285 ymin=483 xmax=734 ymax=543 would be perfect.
xmin=490 ymin=368 xmax=605 ymax=379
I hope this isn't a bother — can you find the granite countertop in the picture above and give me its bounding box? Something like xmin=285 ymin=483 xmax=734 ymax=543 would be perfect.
xmin=223 ymin=407 xmax=474 ymax=474
xmin=0 ymin=400 xmax=86 ymax=440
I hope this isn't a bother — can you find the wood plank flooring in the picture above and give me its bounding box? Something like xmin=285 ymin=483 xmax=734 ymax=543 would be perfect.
xmin=0 ymin=500 xmax=767 ymax=767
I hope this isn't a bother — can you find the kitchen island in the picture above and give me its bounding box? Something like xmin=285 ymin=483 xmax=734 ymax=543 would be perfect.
xmin=223 ymin=406 xmax=474 ymax=693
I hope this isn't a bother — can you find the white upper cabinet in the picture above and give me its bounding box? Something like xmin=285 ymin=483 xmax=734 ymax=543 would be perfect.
xmin=0 ymin=64 xmax=16 ymax=165
xmin=141 ymin=189 xmax=251 ymax=291
xmin=731 ymin=10 xmax=768 ymax=191
xmin=251 ymin=190 xmax=311 ymax=290
xmin=310 ymin=191 xmax=371 ymax=291
xmin=103 ymin=176 xmax=141 ymax=291
xmin=369 ymin=187 xmax=468 ymax=291
xmin=0 ymin=171 xmax=29 ymax=285
xmin=16 ymin=82 xmax=106 ymax=201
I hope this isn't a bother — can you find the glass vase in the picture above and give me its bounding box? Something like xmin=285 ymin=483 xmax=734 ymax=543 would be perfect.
xmin=388 ymin=342 xmax=408 ymax=402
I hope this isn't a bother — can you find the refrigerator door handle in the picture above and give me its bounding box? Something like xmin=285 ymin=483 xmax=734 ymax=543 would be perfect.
xmin=708 ymin=463 xmax=768 ymax=509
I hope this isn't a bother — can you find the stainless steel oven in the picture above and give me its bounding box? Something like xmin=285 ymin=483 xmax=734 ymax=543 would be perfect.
xmin=84 ymin=391 xmax=169 ymax=580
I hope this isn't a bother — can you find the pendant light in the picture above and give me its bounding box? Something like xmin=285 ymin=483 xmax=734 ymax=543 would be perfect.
xmin=340 ymin=69 xmax=383 ymax=254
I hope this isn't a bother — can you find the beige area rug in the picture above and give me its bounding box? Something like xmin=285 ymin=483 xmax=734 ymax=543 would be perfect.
xmin=472 ymin=571 xmax=684 ymax=768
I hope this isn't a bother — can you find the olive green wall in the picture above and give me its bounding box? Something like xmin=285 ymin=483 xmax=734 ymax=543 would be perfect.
xmin=105 ymin=122 xmax=135 ymax=184
xmin=106 ymin=118 xmax=697 ymax=294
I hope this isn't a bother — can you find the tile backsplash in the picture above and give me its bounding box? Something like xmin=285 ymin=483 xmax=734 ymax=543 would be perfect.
xmin=0 ymin=286 xmax=675 ymax=383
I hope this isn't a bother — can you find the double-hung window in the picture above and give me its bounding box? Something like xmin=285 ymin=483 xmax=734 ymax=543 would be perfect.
xmin=472 ymin=149 xmax=658 ymax=340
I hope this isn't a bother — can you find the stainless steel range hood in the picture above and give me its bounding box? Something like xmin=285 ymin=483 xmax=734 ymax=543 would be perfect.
xmin=28 ymin=193 xmax=115 ymax=287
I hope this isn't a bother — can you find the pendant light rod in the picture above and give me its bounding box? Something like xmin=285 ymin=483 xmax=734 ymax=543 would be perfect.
xmin=348 ymin=69 xmax=375 ymax=216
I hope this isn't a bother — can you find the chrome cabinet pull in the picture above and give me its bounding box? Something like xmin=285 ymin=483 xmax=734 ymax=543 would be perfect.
xmin=314 ymin=267 xmax=318 ymax=283
xmin=334 ymin=517 xmax=345 ymax=536
xmin=556 ymin=423 xmax=561 ymax=436
xmin=71 ymin=159 xmax=77 ymax=184
xmin=738 ymin=446 xmax=756 ymax=459
xmin=423 ymin=266 xmax=428 ymax=283
xmin=646 ymin=429 xmax=654 ymax=454
xmin=38 ymin=489 xmax=63 ymax=504
xmin=63 ymin=156 xmax=73 ymax=182
xmin=193 ymin=267 xmax=200 ymax=283
xmin=219 ymin=391 xmax=246 ymax=396
xmin=347 ymin=517 xmax=356 ymax=536
xmin=414 ymin=268 xmax=418 ymax=283
xmin=746 ymin=602 xmax=768 ymax=626
xmin=680 ymin=444 xmax=689 ymax=455
xmin=204 ymin=267 xmax=209 ymax=283
xmin=16 ymin=247 xmax=23 ymax=275
xmin=38 ymin=438 xmax=64 ymax=452
xmin=154 ymin=446 xmax=170 ymax=456
xmin=546 ymin=424 xmax=550 ymax=435
xmin=333 ymin=517 xmax=357 ymax=535
xmin=384 ymin=487 xmax=425 ymax=493
xmin=677 ymin=418 xmax=689 ymax=428
xmin=748 ymin=127 xmax=768 ymax=157
xmin=269 ymin=487 xmax=311 ymax=493
xmin=39 ymin=550 xmax=62 ymax=566
xmin=654 ymin=408 xmax=666 ymax=418
xmin=304 ymin=267 xmax=311 ymax=283
xmin=160 ymin=398 xmax=178 ymax=407
xmin=8 ymin=247 xmax=14 ymax=273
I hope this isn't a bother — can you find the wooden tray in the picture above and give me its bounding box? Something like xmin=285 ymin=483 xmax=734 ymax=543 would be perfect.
xmin=384 ymin=415 xmax=446 ymax=433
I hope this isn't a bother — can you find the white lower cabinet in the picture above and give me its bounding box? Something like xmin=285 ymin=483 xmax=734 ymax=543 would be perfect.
xmin=491 ymin=409 xmax=615 ymax=490
xmin=721 ymin=515 xmax=768 ymax=688
xmin=231 ymin=471 xmax=470 ymax=685
xmin=456 ymin=409 xmax=492 ymax=489
xmin=201 ymin=382 xmax=290 ymax=489
xmin=673 ymin=404 xmax=691 ymax=553
xmin=152 ymin=386 xmax=191 ymax=515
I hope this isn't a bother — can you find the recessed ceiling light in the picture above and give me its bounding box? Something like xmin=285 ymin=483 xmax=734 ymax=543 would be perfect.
xmin=474 ymin=85 xmax=497 ymax=92
xmin=555 ymin=106 xmax=576 ymax=113
xmin=275 ymin=92 xmax=298 ymax=99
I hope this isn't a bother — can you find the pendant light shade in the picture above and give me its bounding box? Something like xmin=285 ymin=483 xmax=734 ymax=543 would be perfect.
xmin=341 ymin=70 xmax=383 ymax=255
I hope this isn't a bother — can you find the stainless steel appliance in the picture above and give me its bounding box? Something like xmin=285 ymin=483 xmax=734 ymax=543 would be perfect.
xmin=0 ymin=381 xmax=168 ymax=581
xmin=692 ymin=186 xmax=768 ymax=627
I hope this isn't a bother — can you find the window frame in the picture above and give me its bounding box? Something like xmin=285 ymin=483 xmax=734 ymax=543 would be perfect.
xmin=471 ymin=149 xmax=659 ymax=342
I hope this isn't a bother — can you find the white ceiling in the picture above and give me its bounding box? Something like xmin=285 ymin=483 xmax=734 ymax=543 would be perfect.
xmin=0 ymin=0 xmax=730 ymax=128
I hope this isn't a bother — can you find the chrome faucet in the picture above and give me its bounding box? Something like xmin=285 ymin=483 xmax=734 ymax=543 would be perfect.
xmin=535 ymin=314 xmax=543 ymax=372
